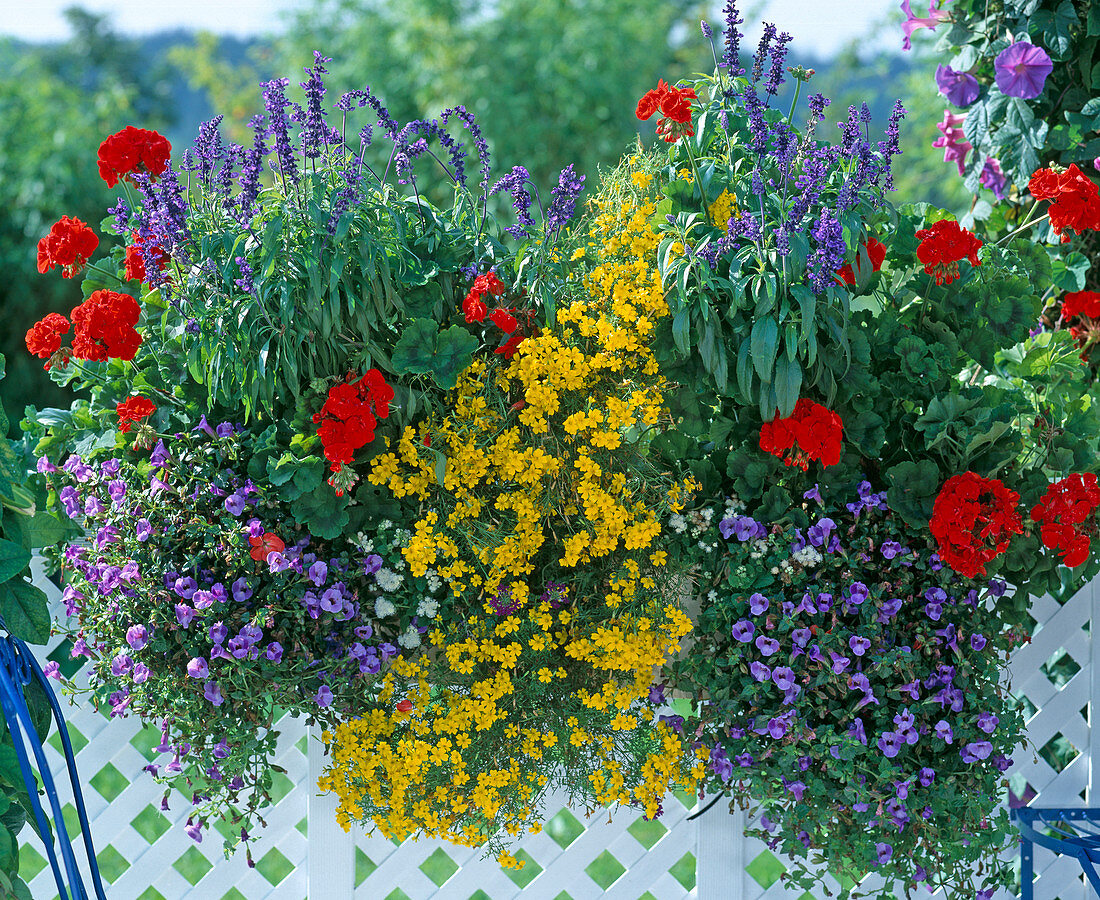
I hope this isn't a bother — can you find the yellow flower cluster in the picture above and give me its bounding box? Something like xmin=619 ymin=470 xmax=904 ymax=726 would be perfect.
xmin=708 ymin=188 xmax=739 ymax=232
xmin=321 ymin=154 xmax=705 ymax=862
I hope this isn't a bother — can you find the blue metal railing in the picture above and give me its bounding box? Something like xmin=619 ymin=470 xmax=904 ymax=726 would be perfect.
xmin=1012 ymin=807 xmax=1100 ymax=898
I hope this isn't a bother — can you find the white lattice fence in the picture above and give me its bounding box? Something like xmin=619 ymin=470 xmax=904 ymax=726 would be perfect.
xmin=16 ymin=560 xmax=700 ymax=900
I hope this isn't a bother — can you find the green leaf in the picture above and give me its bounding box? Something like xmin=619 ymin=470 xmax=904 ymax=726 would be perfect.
xmin=431 ymin=325 xmax=478 ymax=390
xmin=391 ymin=318 xmax=439 ymax=376
xmin=0 ymin=543 xmax=29 ymax=585
xmin=0 ymin=580 xmax=50 ymax=643
xmin=749 ymin=316 xmax=778 ymax=383
xmin=772 ymin=356 xmax=802 ymax=418
xmin=735 ymin=338 xmax=755 ymax=404
xmin=1051 ymin=251 xmax=1091 ymax=292
xmin=289 ymin=486 xmax=350 ymax=541
xmin=885 ymin=459 xmax=942 ymax=529
xmin=11 ymin=511 xmax=72 ymax=554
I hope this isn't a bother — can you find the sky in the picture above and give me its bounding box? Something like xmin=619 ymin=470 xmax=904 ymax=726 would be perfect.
xmin=0 ymin=0 xmax=903 ymax=58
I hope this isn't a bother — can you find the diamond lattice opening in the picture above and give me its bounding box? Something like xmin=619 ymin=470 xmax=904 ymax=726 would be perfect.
xmin=130 ymin=804 xmax=170 ymax=844
xmin=256 ymin=847 xmax=295 ymax=886
xmin=628 ymin=815 xmax=669 ymax=849
xmin=355 ymin=848 xmax=377 ymax=886
xmin=746 ymin=849 xmax=786 ymax=889
xmin=95 ymin=844 xmax=130 ymax=883
xmin=585 ymin=850 xmax=625 ymax=890
xmin=1042 ymin=647 xmax=1082 ymax=688
xmin=89 ymin=762 xmax=128 ymax=802
xmin=545 ymin=808 xmax=585 ymax=848
xmin=173 ymin=846 xmax=213 ymax=886
xmin=504 ymin=849 xmax=542 ymax=889
xmin=1038 ymin=732 xmax=1081 ymax=773
xmin=420 ymin=847 xmax=459 ymax=886
xmin=669 ymin=851 xmax=696 ymax=891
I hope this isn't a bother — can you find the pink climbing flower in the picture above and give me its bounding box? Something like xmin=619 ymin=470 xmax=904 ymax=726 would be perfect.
xmin=932 ymin=109 xmax=971 ymax=175
xmin=901 ymin=0 xmax=952 ymax=50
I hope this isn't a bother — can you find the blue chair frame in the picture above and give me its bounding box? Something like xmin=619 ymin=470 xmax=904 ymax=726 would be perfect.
xmin=1012 ymin=807 xmax=1100 ymax=898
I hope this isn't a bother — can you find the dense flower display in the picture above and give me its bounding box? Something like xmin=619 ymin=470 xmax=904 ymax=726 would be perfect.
xmin=914 ymin=218 xmax=982 ymax=285
xmin=929 ymin=473 xmax=1023 ymax=578
xmin=635 ymin=79 xmax=697 ymax=142
xmin=97 ymin=126 xmax=172 ymax=188
xmin=758 ymin=399 xmax=843 ymax=470
xmin=70 ymin=289 xmax=143 ymax=362
xmin=1029 ymin=164 xmax=1100 ymax=242
xmin=1031 ymin=474 xmax=1100 ymax=567
xmin=37 ymin=215 xmax=99 ymax=278
xmin=24 ymin=312 xmax=71 ymax=366
xmin=312 ymin=370 xmax=394 ymax=478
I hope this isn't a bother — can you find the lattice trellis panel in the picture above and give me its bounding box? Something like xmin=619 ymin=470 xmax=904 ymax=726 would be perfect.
xmin=15 ymin=559 xmax=700 ymax=899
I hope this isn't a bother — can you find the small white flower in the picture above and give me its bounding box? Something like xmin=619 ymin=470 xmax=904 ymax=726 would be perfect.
xmin=375 ymin=568 xmax=403 ymax=592
xmin=397 ymin=626 xmax=421 ymax=649
xmin=425 ymin=570 xmax=442 ymax=593
xmin=374 ymin=597 xmax=396 ymax=617
xmin=416 ymin=597 xmax=440 ymax=618
xmin=669 ymin=513 xmax=687 ymax=534
xmin=770 ymin=566 xmax=780 ymax=575
xmin=706 ymin=590 xmax=718 ymax=603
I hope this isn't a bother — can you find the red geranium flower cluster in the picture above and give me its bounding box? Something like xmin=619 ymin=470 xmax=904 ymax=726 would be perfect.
xmin=70 ymin=289 xmax=143 ymax=361
xmin=759 ymin=398 xmax=843 ymax=470
xmin=1061 ymin=289 xmax=1100 ymax=320
xmin=835 ymin=237 xmax=887 ymax=286
xmin=636 ymin=79 xmax=697 ymax=143
xmin=124 ymin=232 xmax=168 ymax=284
xmin=914 ymin=219 xmax=982 ymax=286
xmin=462 ymin=271 xmax=532 ymax=359
xmin=1030 ymin=473 xmax=1100 ymax=568
xmin=312 ymin=370 xmax=395 ymax=471
xmin=929 ymin=472 xmax=1023 ymax=578
xmin=1029 ymin=164 xmax=1100 ymax=242
xmin=37 ymin=216 xmax=99 ymax=279
xmin=116 ymin=396 xmax=156 ymax=433
xmin=24 ymin=313 xmax=71 ymax=369
xmin=98 ymin=126 xmax=172 ymax=188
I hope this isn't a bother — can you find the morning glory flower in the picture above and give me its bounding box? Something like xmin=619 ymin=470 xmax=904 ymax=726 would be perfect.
xmin=994 ymin=42 xmax=1053 ymax=99
xmin=935 ymin=64 xmax=980 ymax=106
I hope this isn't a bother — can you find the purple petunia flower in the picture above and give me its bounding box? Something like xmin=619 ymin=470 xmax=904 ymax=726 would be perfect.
xmin=173 ymin=576 xmax=197 ymax=600
xmin=772 ymin=666 xmax=795 ymax=691
xmin=878 ymin=597 xmax=903 ymax=623
xmin=849 ymin=635 xmax=871 ymax=656
xmin=977 ymin=712 xmax=999 ymax=734
xmin=935 ymin=720 xmax=954 ymax=743
xmin=231 ymin=577 xmax=252 ymax=603
xmin=755 ymin=635 xmax=780 ymax=656
xmin=919 ymin=767 xmax=936 ymax=786
xmin=829 ymin=651 xmax=851 ymax=674
xmin=224 ymin=493 xmax=246 ymax=516
xmin=877 ymin=731 xmax=903 ymax=758
xmin=132 ymin=663 xmax=150 ymax=684
xmin=732 ymin=620 xmax=755 ymax=642
xmin=192 ymin=590 xmax=214 ymax=610
xmin=994 ymin=42 xmax=1053 ymax=99
xmin=750 ymin=661 xmax=771 ymax=682
xmin=879 ymin=541 xmax=903 ymax=560
xmin=175 ymin=604 xmax=196 ymax=628
xmin=970 ymin=632 xmax=987 ymax=651
xmin=961 ymin=741 xmax=994 ymax=763
xmin=209 ymin=622 xmax=228 ymax=645
xmin=803 ymin=484 xmax=822 ymax=503
xmin=925 ymin=602 xmax=943 ymax=621
xmin=308 ymin=561 xmax=328 ymax=586
xmin=875 ymin=841 xmax=893 ymax=865
xmin=185 ymin=821 xmax=203 ymax=843
xmin=316 ymin=685 xmax=333 ymax=707
xmin=126 ymin=625 xmax=149 ymax=650
xmin=749 ymin=593 xmax=769 ymax=615
xmin=791 ymin=627 xmax=811 ymax=647
xmin=786 ymin=779 xmax=806 ymax=801
xmin=186 ymin=658 xmax=209 ymax=679
xmin=203 ymin=681 xmax=224 ymax=707
xmin=935 ymin=64 xmax=980 ymax=107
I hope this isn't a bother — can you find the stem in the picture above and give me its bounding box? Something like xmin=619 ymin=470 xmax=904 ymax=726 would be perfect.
xmin=996 ymin=202 xmax=1046 ymax=246
xmin=785 ymin=80 xmax=803 ymax=128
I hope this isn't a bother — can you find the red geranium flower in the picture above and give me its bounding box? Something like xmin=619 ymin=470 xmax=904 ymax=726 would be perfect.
xmin=914 ymin=219 xmax=982 ymax=286
xmin=495 ymin=331 xmax=527 ymax=360
xmin=636 ymin=79 xmax=696 ymax=142
xmin=1061 ymin=290 xmax=1100 ymax=320
xmin=98 ymin=126 xmax=172 ymax=188
xmin=929 ymin=472 xmax=1022 ymax=578
xmin=759 ymin=398 xmax=843 ymax=470
xmin=489 ymin=308 xmax=519 ymax=334
xmin=836 ymin=238 xmax=887 ymax=286
xmin=70 ymin=289 xmax=142 ymax=362
xmin=37 ymin=216 xmax=99 ymax=279
xmin=1030 ymin=473 xmax=1100 ymax=568
xmin=312 ymin=369 xmax=393 ymax=473
xmin=25 ymin=313 xmax=71 ymax=366
xmin=1028 ymin=167 xmax=1061 ymax=201
xmin=116 ymin=396 xmax=156 ymax=433
xmin=248 ymin=532 xmax=285 ymax=562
